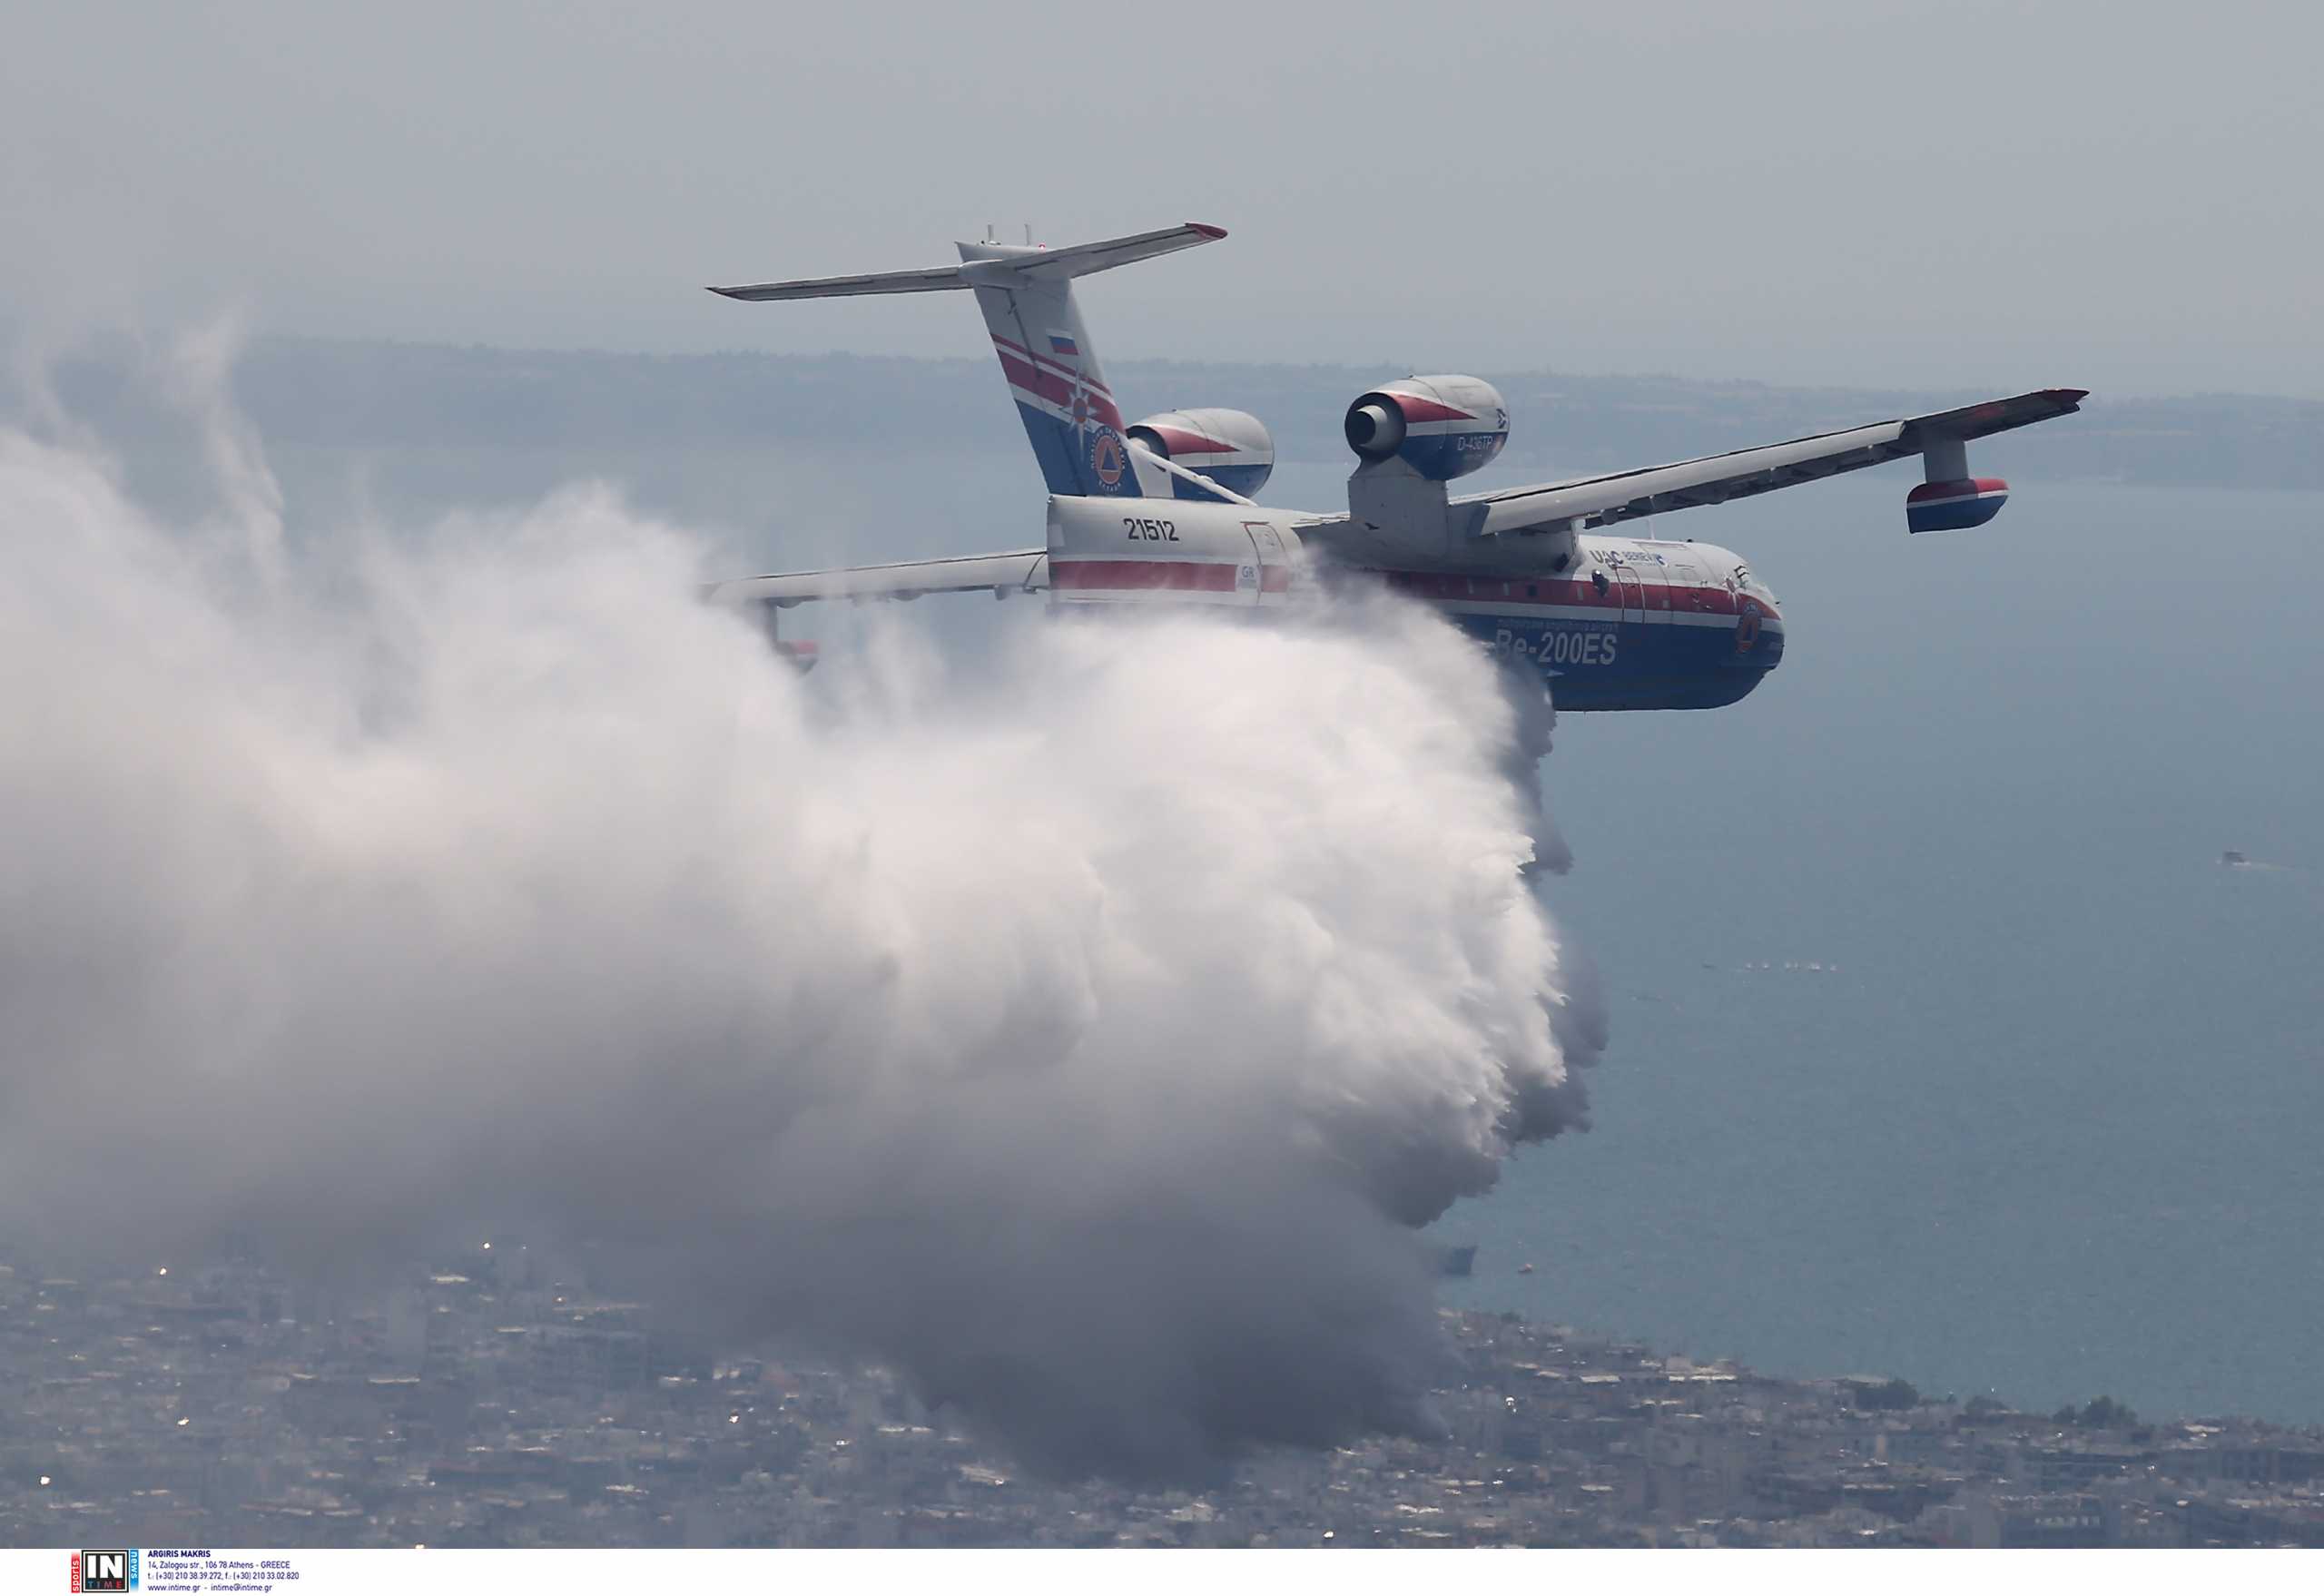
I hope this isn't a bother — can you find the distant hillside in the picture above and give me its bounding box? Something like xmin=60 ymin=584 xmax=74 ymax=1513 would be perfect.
xmin=30 ymin=334 xmax=2324 ymax=492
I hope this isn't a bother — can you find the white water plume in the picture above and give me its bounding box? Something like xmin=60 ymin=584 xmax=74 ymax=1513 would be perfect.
xmin=0 ymin=365 xmax=1601 ymax=1480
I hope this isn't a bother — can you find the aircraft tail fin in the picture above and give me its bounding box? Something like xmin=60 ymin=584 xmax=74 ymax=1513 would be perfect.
xmin=710 ymin=224 xmax=1228 ymax=498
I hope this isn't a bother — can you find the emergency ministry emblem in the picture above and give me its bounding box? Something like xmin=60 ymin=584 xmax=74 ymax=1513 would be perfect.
xmin=1090 ymin=429 xmax=1128 ymax=489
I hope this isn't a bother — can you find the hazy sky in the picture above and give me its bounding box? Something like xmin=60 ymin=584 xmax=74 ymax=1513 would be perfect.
xmin=5 ymin=1 xmax=2319 ymax=397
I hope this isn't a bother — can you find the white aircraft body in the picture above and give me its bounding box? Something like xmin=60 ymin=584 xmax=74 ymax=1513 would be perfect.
xmin=707 ymin=224 xmax=2084 ymax=711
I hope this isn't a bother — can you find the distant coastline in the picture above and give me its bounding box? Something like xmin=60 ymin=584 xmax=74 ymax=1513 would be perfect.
xmin=9 ymin=1246 xmax=2321 ymax=1547
xmin=20 ymin=333 xmax=2324 ymax=495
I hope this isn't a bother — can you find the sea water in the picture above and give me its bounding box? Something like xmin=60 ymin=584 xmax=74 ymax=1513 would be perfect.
xmin=1432 ymin=478 xmax=2324 ymax=1423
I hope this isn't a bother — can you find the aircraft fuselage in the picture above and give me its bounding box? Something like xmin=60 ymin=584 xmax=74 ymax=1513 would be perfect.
xmin=1384 ymin=534 xmax=1785 ymax=712
xmin=1044 ymin=497 xmax=1783 ymax=713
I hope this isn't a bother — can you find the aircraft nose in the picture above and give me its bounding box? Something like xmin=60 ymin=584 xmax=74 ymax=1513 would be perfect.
xmin=1738 ymin=595 xmax=1783 ymax=667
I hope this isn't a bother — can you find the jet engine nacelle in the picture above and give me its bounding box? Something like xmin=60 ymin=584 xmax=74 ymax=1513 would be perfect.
xmin=1126 ymin=408 xmax=1275 ymax=497
xmin=1344 ymin=375 xmax=1509 ymax=482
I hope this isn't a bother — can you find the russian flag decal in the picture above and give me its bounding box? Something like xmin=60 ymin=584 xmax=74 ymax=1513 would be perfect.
xmin=1048 ymin=331 xmax=1080 ymax=357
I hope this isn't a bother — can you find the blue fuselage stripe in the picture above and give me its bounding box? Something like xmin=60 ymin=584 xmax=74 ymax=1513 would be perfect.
xmin=1444 ymin=609 xmax=1785 ymax=711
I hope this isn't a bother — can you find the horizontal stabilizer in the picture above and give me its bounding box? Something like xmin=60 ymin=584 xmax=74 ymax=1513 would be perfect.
xmin=709 ymin=222 xmax=1225 ymax=300
xmin=707 ymin=264 xmax=970 ymax=301
xmin=997 ymin=222 xmax=1226 ymax=281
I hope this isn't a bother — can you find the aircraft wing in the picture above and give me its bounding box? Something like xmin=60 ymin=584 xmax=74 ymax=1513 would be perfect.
xmin=706 ymin=549 xmax=1049 ymax=607
xmin=1459 ymin=388 xmax=2088 ymax=536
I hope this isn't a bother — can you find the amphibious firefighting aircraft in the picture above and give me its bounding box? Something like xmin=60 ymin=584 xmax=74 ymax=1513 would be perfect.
xmin=705 ymin=224 xmax=2083 ymax=710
